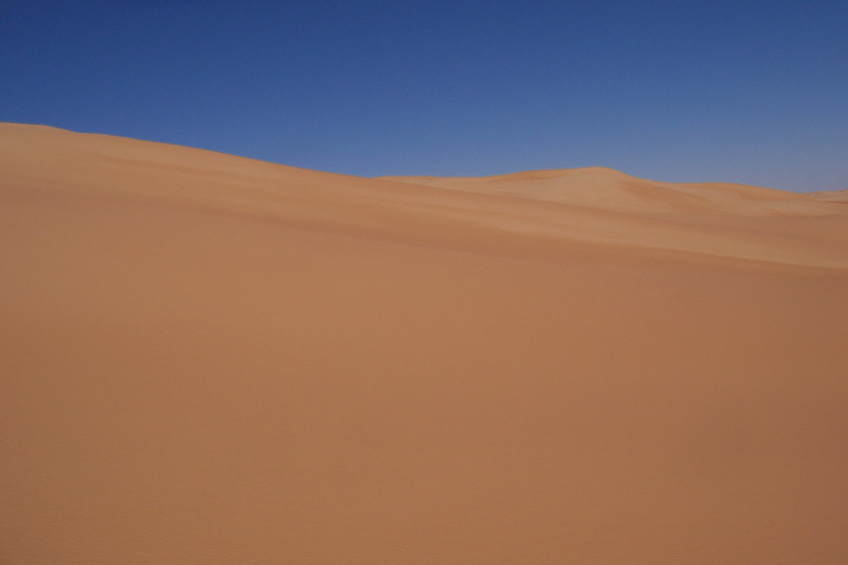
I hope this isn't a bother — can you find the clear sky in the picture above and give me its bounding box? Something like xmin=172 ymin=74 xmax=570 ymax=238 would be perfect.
xmin=2 ymin=0 xmax=846 ymax=191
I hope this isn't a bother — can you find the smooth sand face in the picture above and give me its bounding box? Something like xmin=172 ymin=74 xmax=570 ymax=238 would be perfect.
xmin=2 ymin=123 xmax=847 ymax=564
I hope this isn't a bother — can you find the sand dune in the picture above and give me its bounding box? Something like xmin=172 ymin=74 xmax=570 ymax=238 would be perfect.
xmin=380 ymin=167 xmax=833 ymax=216
xmin=812 ymin=188 xmax=848 ymax=202
xmin=2 ymin=123 xmax=847 ymax=564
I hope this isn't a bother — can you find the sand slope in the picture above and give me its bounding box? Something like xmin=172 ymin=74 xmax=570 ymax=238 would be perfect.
xmin=2 ymin=123 xmax=847 ymax=564
xmin=812 ymin=188 xmax=848 ymax=202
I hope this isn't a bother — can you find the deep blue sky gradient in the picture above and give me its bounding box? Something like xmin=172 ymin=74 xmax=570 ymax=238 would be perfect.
xmin=2 ymin=0 xmax=846 ymax=191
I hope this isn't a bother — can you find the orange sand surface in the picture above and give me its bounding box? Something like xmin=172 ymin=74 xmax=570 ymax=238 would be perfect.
xmin=2 ymin=123 xmax=847 ymax=564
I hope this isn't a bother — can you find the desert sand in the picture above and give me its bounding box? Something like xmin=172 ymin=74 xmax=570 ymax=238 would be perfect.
xmin=1 ymin=123 xmax=847 ymax=564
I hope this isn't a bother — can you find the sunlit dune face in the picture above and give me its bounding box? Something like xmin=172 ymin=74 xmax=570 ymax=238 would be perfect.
xmin=2 ymin=124 xmax=847 ymax=564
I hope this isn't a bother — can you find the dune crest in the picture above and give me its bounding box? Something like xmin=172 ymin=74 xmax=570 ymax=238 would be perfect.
xmin=380 ymin=166 xmax=838 ymax=216
xmin=2 ymin=123 xmax=847 ymax=564
xmin=2 ymin=123 xmax=847 ymax=268
xmin=812 ymin=188 xmax=848 ymax=202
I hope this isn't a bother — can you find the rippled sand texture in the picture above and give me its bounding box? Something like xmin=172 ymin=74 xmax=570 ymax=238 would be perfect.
xmin=2 ymin=123 xmax=847 ymax=564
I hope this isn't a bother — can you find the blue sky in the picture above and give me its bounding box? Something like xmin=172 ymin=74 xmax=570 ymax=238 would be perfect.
xmin=2 ymin=0 xmax=846 ymax=191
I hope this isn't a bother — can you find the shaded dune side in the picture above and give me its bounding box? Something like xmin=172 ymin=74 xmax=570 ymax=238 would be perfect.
xmin=2 ymin=124 xmax=846 ymax=268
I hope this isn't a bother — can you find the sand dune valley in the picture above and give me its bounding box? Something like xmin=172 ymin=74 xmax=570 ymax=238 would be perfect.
xmin=2 ymin=122 xmax=848 ymax=564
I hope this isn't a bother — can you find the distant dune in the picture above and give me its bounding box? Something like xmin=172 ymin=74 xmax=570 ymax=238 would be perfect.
xmin=811 ymin=188 xmax=848 ymax=202
xmin=2 ymin=123 xmax=847 ymax=564
xmin=380 ymin=167 xmax=839 ymax=215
